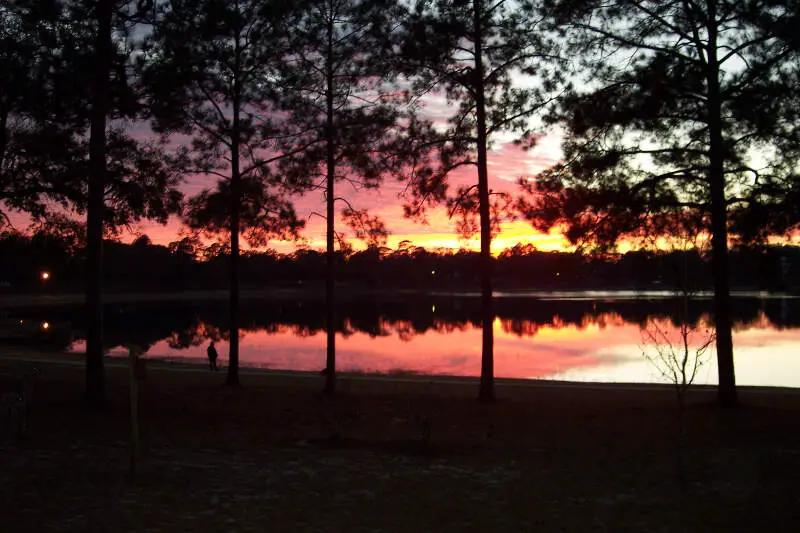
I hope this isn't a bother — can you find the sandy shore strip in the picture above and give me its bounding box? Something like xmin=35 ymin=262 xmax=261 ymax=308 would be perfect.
xmin=2 ymin=352 xmax=800 ymax=532
xmin=3 ymin=348 xmax=799 ymax=397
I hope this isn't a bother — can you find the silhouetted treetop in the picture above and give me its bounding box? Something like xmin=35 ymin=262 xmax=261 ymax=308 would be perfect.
xmin=184 ymin=176 xmax=303 ymax=247
xmin=519 ymin=0 xmax=799 ymax=249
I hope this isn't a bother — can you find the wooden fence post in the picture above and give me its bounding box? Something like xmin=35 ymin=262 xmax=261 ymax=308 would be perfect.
xmin=127 ymin=345 xmax=145 ymax=480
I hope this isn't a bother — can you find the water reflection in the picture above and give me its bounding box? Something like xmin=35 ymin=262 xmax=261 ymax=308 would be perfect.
xmin=2 ymin=293 xmax=800 ymax=387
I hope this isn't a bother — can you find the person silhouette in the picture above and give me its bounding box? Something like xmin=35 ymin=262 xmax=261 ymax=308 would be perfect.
xmin=207 ymin=341 xmax=219 ymax=372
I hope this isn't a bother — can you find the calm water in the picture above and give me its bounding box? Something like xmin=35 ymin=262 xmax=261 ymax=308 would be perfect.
xmin=5 ymin=292 xmax=800 ymax=387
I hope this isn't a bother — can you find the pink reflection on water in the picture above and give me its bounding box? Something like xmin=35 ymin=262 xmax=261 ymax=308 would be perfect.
xmin=131 ymin=318 xmax=617 ymax=379
xmin=72 ymin=311 xmax=800 ymax=387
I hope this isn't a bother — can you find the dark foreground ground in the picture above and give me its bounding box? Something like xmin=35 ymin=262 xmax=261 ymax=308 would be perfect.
xmin=2 ymin=357 xmax=800 ymax=532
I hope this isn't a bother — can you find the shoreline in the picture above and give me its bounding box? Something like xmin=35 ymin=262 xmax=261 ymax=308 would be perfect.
xmin=2 ymin=286 xmax=798 ymax=308
xmin=2 ymin=348 xmax=798 ymax=397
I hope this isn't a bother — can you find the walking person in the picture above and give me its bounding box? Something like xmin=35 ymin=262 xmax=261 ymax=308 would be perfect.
xmin=207 ymin=341 xmax=219 ymax=372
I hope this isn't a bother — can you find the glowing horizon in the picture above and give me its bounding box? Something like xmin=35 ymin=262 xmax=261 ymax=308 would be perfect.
xmin=6 ymin=132 xmax=573 ymax=255
xmin=4 ymin=202 xmax=576 ymax=256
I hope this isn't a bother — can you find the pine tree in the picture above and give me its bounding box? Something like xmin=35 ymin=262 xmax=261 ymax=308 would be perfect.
xmin=277 ymin=0 xmax=408 ymax=395
xmin=518 ymin=0 xmax=798 ymax=406
xmin=143 ymin=0 xmax=303 ymax=386
xmin=2 ymin=0 xmax=184 ymax=405
xmin=400 ymin=0 xmax=562 ymax=400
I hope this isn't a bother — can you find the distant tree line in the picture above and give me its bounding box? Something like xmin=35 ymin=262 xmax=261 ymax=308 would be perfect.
xmin=2 ymin=230 xmax=798 ymax=293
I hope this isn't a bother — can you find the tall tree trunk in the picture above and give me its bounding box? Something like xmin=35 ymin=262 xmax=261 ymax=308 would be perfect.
xmin=474 ymin=0 xmax=494 ymax=402
xmin=85 ymin=0 xmax=112 ymax=406
xmin=227 ymin=17 xmax=242 ymax=387
xmin=227 ymin=122 xmax=241 ymax=386
xmin=706 ymin=0 xmax=737 ymax=407
xmin=0 ymin=110 xmax=8 ymax=169
xmin=324 ymin=11 xmax=336 ymax=396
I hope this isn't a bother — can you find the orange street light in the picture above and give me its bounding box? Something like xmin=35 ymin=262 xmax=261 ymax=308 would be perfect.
xmin=42 ymin=321 xmax=50 ymax=330
xmin=41 ymin=271 xmax=50 ymax=281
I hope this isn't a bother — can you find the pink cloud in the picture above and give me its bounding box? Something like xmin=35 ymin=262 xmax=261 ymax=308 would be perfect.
xmin=4 ymin=107 xmax=565 ymax=252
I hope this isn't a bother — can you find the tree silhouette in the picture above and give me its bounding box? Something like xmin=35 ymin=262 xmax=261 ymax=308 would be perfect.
xmin=0 ymin=1 xmax=87 ymax=224
xmin=728 ymin=2 xmax=800 ymax=242
xmin=2 ymin=0 xmax=184 ymax=405
xmin=398 ymin=0 xmax=562 ymax=400
xmin=277 ymin=0 xmax=407 ymax=394
xmin=518 ymin=0 xmax=798 ymax=406
xmin=143 ymin=0 xmax=303 ymax=385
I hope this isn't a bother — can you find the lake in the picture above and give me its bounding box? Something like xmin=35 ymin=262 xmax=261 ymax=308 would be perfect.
xmin=4 ymin=291 xmax=800 ymax=388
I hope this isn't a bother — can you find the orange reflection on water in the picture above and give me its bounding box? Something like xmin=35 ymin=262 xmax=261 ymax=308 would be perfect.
xmin=141 ymin=313 xmax=662 ymax=380
xmin=75 ymin=311 xmax=800 ymax=387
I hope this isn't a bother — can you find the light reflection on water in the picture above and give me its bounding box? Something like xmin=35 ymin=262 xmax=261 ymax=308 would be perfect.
xmin=62 ymin=305 xmax=800 ymax=388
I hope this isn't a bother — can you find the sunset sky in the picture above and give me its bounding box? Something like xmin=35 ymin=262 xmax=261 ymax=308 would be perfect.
xmin=135 ymin=118 xmax=570 ymax=255
xmin=5 ymin=91 xmax=573 ymax=254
